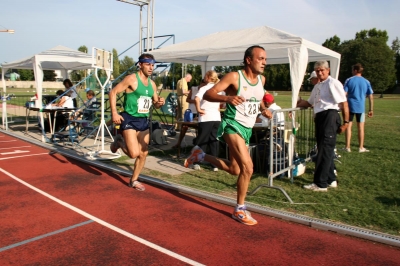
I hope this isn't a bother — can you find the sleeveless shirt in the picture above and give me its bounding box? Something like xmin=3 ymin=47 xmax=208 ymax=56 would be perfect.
xmin=123 ymin=72 xmax=154 ymax=118
xmin=223 ymin=70 xmax=265 ymax=128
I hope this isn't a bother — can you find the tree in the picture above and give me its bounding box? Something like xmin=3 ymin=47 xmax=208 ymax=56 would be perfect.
xmin=119 ymin=55 xmax=135 ymax=75
xmin=112 ymin=48 xmax=120 ymax=78
xmin=322 ymin=35 xmax=341 ymax=52
xmin=18 ymin=69 xmax=34 ymax=81
xmin=339 ymin=37 xmax=396 ymax=96
xmin=355 ymin=28 xmax=389 ymax=43
xmin=391 ymin=37 xmax=400 ymax=85
xmin=43 ymin=70 xmax=57 ymax=81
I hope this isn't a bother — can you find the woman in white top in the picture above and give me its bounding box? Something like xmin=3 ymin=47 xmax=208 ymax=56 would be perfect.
xmin=194 ymin=70 xmax=223 ymax=170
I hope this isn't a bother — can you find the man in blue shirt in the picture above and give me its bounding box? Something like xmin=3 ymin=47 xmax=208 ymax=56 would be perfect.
xmin=343 ymin=63 xmax=374 ymax=153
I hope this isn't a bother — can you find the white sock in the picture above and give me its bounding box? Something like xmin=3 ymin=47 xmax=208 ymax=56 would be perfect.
xmin=236 ymin=204 xmax=245 ymax=211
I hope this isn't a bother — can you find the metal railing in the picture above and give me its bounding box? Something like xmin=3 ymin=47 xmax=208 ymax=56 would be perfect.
xmin=248 ymin=107 xmax=315 ymax=203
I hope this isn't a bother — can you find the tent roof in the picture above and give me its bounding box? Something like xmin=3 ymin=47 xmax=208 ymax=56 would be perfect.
xmin=151 ymin=26 xmax=340 ymax=67
xmin=2 ymin=45 xmax=93 ymax=70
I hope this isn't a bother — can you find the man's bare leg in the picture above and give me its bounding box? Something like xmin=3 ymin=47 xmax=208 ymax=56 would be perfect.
xmin=345 ymin=121 xmax=353 ymax=149
xmin=222 ymin=134 xmax=253 ymax=205
xmin=130 ymin=130 xmax=149 ymax=182
xmin=357 ymin=122 xmax=365 ymax=149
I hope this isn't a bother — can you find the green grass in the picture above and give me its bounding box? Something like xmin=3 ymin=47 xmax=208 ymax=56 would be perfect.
xmin=129 ymin=93 xmax=400 ymax=235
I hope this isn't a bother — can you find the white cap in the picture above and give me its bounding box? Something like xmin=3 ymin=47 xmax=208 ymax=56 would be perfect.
xmin=308 ymin=71 xmax=317 ymax=81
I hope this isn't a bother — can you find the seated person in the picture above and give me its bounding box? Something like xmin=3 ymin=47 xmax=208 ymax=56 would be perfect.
xmin=73 ymin=89 xmax=98 ymax=119
xmin=256 ymin=93 xmax=284 ymax=127
xmin=63 ymin=78 xmax=78 ymax=107
xmin=52 ymin=89 xmax=74 ymax=131
xmin=52 ymin=90 xmax=74 ymax=108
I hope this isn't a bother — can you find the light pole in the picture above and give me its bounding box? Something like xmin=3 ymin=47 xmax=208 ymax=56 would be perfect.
xmin=0 ymin=29 xmax=15 ymax=34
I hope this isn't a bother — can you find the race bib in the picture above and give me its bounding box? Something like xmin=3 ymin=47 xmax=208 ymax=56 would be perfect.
xmin=243 ymin=101 xmax=260 ymax=118
xmin=138 ymin=96 xmax=152 ymax=114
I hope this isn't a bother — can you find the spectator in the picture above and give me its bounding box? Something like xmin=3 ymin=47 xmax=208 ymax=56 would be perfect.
xmin=256 ymin=93 xmax=284 ymax=127
xmin=194 ymin=70 xmax=222 ymax=171
xmin=343 ymin=63 xmax=374 ymax=153
xmin=176 ymin=73 xmax=192 ymax=128
xmin=297 ymin=60 xmax=349 ymax=192
xmin=63 ymin=79 xmax=77 ymax=107
xmin=172 ymin=81 xmax=203 ymax=149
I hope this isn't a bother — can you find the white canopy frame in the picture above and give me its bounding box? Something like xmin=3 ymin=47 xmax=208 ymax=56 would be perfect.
xmin=1 ymin=45 xmax=93 ymax=139
xmin=150 ymin=26 xmax=341 ymax=108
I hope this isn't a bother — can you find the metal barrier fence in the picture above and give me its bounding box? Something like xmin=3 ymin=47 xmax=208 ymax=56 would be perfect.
xmin=248 ymin=107 xmax=315 ymax=203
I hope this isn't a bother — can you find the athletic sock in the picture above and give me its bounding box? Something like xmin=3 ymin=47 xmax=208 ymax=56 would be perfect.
xmin=236 ymin=204 xmax=246 ymax=211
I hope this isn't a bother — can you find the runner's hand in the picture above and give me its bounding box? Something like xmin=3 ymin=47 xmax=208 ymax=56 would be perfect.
xmin=227 ymin=95 xmax=245 ymax=106
xmin=112 ymin=113 xmax=124 ymax=125
xmin=261 ymin=109 xmax=272 ymax=119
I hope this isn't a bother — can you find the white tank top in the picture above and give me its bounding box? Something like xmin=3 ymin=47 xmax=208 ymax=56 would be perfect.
xmin=224 ymin=70 xmax=265 ymax=128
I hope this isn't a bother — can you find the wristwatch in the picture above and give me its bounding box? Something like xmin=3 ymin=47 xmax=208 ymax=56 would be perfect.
xmin=343 ymin=120 xmax=349 ymax=124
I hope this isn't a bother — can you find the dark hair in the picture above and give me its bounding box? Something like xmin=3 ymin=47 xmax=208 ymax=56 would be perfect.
xmin=56 ymin=89 xmax=64 ymax=96
xmin=63 ymin=79 xmax=73 ymax=88
xmin=352 ymin=63 xmax=363 ymax=74
xmin=138 ymin=53 xmax=155 ymax=61
xmin=86 ymin=90 xmax=95 ymax=96
xmin=243 ymin=45 xmax=265 ymax=66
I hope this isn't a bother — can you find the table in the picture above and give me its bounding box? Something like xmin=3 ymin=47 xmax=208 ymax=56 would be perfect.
xmin=26 ymin=107 xmax=76 ymax=142
xmin=175 ymin=121 xmax=199 ymax=158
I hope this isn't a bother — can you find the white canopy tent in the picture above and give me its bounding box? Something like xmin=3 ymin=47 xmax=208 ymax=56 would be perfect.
xmin=1 ymin=45 xmax=93 ymax=130
xmin=151 ymin=26 xmax=341 ymax=107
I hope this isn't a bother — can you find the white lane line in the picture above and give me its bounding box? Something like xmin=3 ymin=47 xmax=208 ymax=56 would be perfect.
xmin=0 ymin=168 xmax=205 ymax=266
xmin=0 ymin=146 xmax=32 ymax=150
xmin=0 ymin=153 xmax=49 ymax=161
xmin=0 ymin=150 xmax=29 ymax=155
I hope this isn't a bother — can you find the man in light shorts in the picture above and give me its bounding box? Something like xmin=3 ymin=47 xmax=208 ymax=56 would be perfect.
xmin=343 ymin=63 xmax=374 ymax=153
xmin=183 ymin=45 xmax=272 ymax=225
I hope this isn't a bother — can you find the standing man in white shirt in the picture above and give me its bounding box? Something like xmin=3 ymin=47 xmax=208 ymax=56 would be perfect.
xmin=297 ymin=60 xmax=349 ymax=192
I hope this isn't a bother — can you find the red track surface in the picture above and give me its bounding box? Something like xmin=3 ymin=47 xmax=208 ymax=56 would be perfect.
xmin=1 ymin=132 xmax=400 ymax=265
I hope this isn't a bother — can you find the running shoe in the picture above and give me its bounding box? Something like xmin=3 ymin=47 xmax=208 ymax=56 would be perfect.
xmin=110 ymin=135 xmax=122 ymax=153
xmin=232 ymin=206 xmax=258 ymax=225
xmin=129 ymin=180 xmax=145 ymax=191
xmin=303 ymin=183 xmax=328 ymax=192
xmin=184 ymin=146 xmax=204 ymax=168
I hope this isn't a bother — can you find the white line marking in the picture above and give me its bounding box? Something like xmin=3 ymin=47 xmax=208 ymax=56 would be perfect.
xmin=0 ymin=140 xmax=17 ymax=143
xmin=0 ymin=153 xmax=49 ymax=160
xmin=0 ymin=146 xmax=32 ymax=150
xmin=0 ymin=167 xmax=205 ymax=266
xmin=0 ymin=150 xmax=29 ymax=155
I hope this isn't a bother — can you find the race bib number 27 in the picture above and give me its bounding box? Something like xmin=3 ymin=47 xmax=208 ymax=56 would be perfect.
xmin=138 ymin=96 xmax=152 ymax=114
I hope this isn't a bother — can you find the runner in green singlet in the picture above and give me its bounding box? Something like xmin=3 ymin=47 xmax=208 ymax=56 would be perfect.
xmin=109 ymin=53 xmax=165 ymax=191
xmin=184 ymin=46 xmax=273 ymax=225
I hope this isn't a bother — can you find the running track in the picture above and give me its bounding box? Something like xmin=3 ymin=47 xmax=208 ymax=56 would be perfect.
xmin=0 ymin=132 xmax=399 ymax=265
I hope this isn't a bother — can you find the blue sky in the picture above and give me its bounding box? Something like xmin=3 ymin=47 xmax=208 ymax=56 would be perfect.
xmin=1 ymin=0 xmax=399 ymax=64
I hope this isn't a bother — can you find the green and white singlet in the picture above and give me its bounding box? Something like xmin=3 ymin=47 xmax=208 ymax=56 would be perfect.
xmin=218 ymin=70 xmax=265 ymax=144
xmin=123 ymin=73 xmax=154 ymax=118
xmin=224 ymin=70 xmax=265 ymax=127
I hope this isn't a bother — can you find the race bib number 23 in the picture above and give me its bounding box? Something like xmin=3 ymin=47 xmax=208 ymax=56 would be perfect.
xmin=138 ymin=96 xmax=152 ymax=114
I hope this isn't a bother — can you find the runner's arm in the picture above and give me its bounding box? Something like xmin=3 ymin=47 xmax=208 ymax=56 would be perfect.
xmin=151 ymin=80 xmax=165 ymax=109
